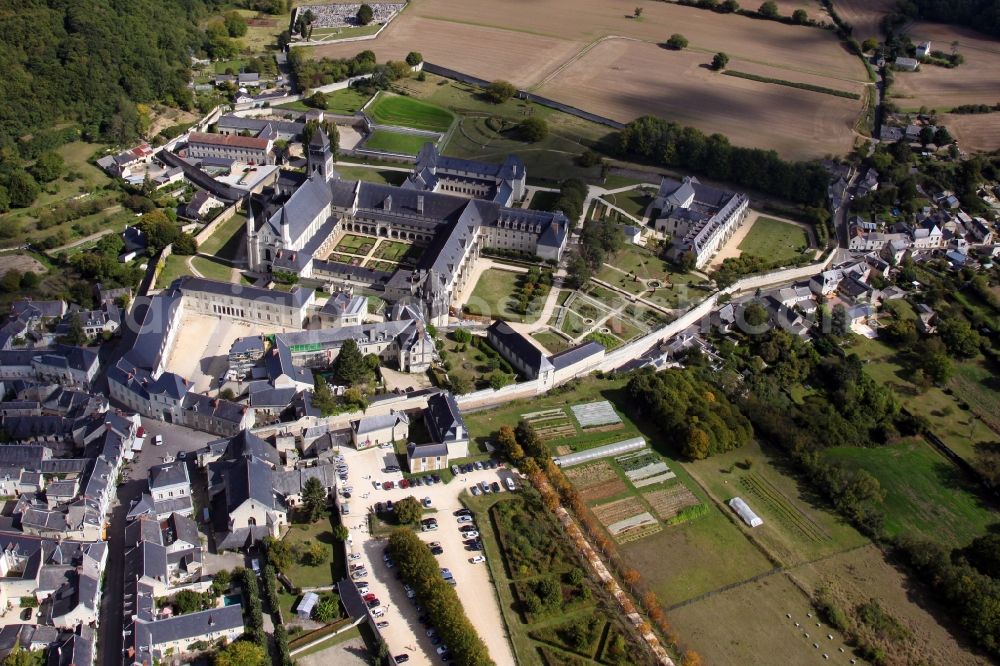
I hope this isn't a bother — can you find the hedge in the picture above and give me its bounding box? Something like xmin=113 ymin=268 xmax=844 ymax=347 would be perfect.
xmin=722 ymin=70 xmax=861 ymax=99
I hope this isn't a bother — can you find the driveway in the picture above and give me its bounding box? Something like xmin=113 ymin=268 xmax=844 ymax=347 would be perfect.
xmin=337 ymin=446 xmax=516 ymax=666
xmin=98 ymin=419 xmax=218 ymax=666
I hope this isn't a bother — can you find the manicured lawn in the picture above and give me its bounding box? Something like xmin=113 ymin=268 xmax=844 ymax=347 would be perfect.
xmin=292 ymin=626 xmax=362 ymax=657
xmin=737 ymin=216 xmax=809 ymax=264
xmin=367 ymin=93 xmax=454 ymax=132
xmin=278 ymin=87 xmax=372 ymax=114
xmin=198 ymin=213 xmax=246 ymax=259
xmin=528 ymin=190 xmax=560 ymax=211
xmin=333 ymin=233 xmax=374 ymax=254
xmin=373 ymin=239 xmax=422 ymax=263
xmin=191 ymin=255 xmax=233 ymax=282
xmin=157 ymin=254 xmax=194 ymax=287
xmin=281 ymin=517 xmax=346 ymax=589
xmin=464 ymin=268 xmax=525 ymax=322
xmin=824 ymin=438 xmax=995 ymax=547
xmin=848 ymin=336 xmax=995 ymax=466
xmin=363 ymin=130 xmax=433 ymax=155
xmin=311 ymin=24 xmax=383 ymax=39
xmin=334 ymin=165 xmax=407 ymax=186
xmin=531 ymin=330 xmax=571 ymax=354
xmin=600 ymin=188 xmax=653 ymax=219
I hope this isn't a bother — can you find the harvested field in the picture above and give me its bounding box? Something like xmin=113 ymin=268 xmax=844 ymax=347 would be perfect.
xmin=309 ymin=16 xmax=582 ymax=88
xmin=892 ymin=23 xmax=1000 ymax=110
xmin=537 ymin=40 xmax=863 ymax=160
xmin=592 ymin=496 xmax=647 ymax=527
xmin=645 ymin=485 xmax=699 ymax=521
xmin=829 ymin=0 xmax=896 ymax=41
xmin=408 ymin=0 xmax=866 ymax=83
xmin=941 ymin=112 xmax=1000 ymax=152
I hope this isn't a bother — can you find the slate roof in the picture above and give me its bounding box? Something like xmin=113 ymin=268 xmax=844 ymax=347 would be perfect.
xmin=487 ymin=320 xmax=553 ymax=375
xmin=352 ymin=411 xmax=409 ymax=436
xmin=425 ymin=392 xmax=465 ymax=444
xmin=148 ymin=462 xmax=190 ymax=490
xmin=407 ymin=442 xmax=448 ymax=459
xmin=134 ymin=604 xmax=244 ymax=656
xmin=549 ymin=341 xmax=605 ymax=370
xmin=272 ymin=464 xmax=339 ymax=496
xmin=174 ymin=276 xmax=314 ymax=309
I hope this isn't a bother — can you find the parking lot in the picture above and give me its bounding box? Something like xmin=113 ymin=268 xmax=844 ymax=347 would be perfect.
xmin=337 ymin=445 xmax=517 ymax=665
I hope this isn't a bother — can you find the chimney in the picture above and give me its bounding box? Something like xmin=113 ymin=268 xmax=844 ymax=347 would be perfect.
xmin=417 ymin=195 xmax=424 ymax=214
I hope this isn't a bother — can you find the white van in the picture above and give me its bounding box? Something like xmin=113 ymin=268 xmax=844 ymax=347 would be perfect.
xmin=371 ymin=607 xmax=385 ymax=618
xmin=505 ymin=477 xmax=516 ymax=491
xmin=153 ymin=435 xmax=164 ymax=446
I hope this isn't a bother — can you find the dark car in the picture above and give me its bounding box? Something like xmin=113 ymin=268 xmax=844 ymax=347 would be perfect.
xmin=375 ymin=502 xmax=385 ymax=513
xmin=394 ymin=656 xmax=410 ymax=664
xmin=412 ymin=477 xmax=423 ymax=486
xmin=432 ymin=474 xmax=442 ymax=483
xmin=430 ymin=546 xmax=444 ymax=555
xmin=491 ymin=481 xmax=501 ymax=493
xmin=453 ymin=508 xmax=471 ymax=517
xmin=423 ymin=475 xmax=434 ymax=485
xmin=386 ymin=500 xmax=395 ymax=512
xmin=366 ymin=599 xmax=381 ymax=609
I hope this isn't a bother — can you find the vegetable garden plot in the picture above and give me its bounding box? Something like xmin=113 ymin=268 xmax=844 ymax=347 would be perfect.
xmin=616 ymin=451 xmax=676 ymax=487
xmin=570 ymin=400 xmax=622 ymax=429
xmin=645 ymin=485 xmax=700 ymax=521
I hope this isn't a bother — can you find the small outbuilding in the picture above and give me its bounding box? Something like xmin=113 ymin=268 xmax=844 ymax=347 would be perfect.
xmin=729 ymin=497 xmax=763 ymax=528
xmin=297 ymin=591 xmax=319 ymax=619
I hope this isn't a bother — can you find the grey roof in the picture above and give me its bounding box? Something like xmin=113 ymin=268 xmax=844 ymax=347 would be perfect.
xmin=549 ymin=341 xmax=605 ymax=370
xmin=264 ymin=174 xmax=333 ymax=245
xmin=272 ymin=464 xmax=339 ymax=496
xmin=225 ymin=430 xmax=281 ymax=466
xmin=425 ymin=392 xmax=465 ymax=444
xmin=166 ymin=512 xmax=200 ymax=547
xmin=148 ymin=461 xmax=190 ymax=490
xmin=46 ymin=626 xmax=94 ymax=666
xmin=135 ymin=604 xmax=244 ymax=653
xmin=407 ymin=442 xmax=448 ymax=459
xmin=487 ymin=321 xmax=553 ymax=375
xmin=212 ymin=454 xmax=274 ymax=515
xmin=123 ymin=290 xmax=184 ymax=371
xmin=174 ymin=275 xmax=314 ymax=310
xmin=0 ymin=445 xmax=48 ymax=467
xmin=217 ymin=115 xmax=303 ymax=137
xmin=352 ymin=411 xmax=409 ymax=436
xmin=181 ymin=391 xmax=248 ymax=425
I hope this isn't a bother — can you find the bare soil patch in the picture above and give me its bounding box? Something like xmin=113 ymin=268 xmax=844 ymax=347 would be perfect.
xmin=563 ymin=461 xmax=618 ymax=489
xmin=538 ymin=39 xmax=862 ymax=159
xmin=309 ymin=16 xmax=582 ymax=88
xmin=939 ymin=113 xmax=1000 ymax=153
xmin=645 ymin=485 xmax=699 ymax=520
xmin=891 ymin=23 xmax=1000 ymax=110
xmin=580 ymin=479 xmax=629 ymax=503
xmin=0 ymin=253 xmax=46 ymax=277
xmin=829 ymin=0 xmax=896 ymax=41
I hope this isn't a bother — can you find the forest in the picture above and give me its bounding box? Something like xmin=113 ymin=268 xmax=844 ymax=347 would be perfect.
xmin=898 ymin=0 xmax=1000 ymax=38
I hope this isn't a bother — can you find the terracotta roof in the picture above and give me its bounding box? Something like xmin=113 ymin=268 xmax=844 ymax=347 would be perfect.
xmin=188 ymin=132 xmax=270 ymax=150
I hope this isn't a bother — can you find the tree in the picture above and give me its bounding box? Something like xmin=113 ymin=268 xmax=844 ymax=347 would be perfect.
xmin=311 ymin=374 xmax=337 ymax=416
xmin=334 ymin=338 xmax=368 ymax=385
xmin=711 ymin=52 xmax=730 ymax=70
xmin=405 ymin=51 xmax=423 ymax=66
xmin=684 ymin=427 xmax=711 ymax=460
xmin=137 ymin=210 xmax=179 ymax=254
xmin=210 ymin=569 xmax=232 ymax=597
xmin=308 ymin=91 xmax=328 ymax=109
xmin=7 ymin=171 xmax=40 ymax=209
xmin=489 ymin=371 xmax=511 ymax=390
xmin=758 ymin=0 xmax=779 ymax=17
xmin=302 ymin=541 xmax=327 ymax=566
xmin=219 ymin=388 xmax=236 ymax=401
xmin=921 ymin=349 xmax=953 ymax=384
xmin=720 ymin=0 xmax=739 ymax=11
xmin=356 ymin=4 xmax=374 ymax=25
xmin=518 ymin=117 xmax=548 ymax=142
xmin=64 ymin=313 xmax=88 ymax=346
xmin=3 ymin=646 xmax=40 ymax=666
xmin=302 ymin=476 xmax=328 ymax=522
xmin=938 ymin=317 xmax=981 ymax=358
xmin=333 ymin=524 xmax=350 ymax=541
xmin=484 ymin=80 xmax=517 ymax=104
xmin=665 ymin=33 xmax=688 ymax=50
xmin=215 ymin=640 xmax=267 ymax=666
xmin=313 ymin=594 xmax=340 ymax=623
xmin=792 ymin=8 xmax=808 ymax=22
xmin=263 ymin=537 xmax=295 ymax=571
xmin=934 ymin=126 xmax=954 ymax=145
xmin=395 ymin=496 xmax=422 ymax=524
xmin=173 ymin=232 xmax=198 ymax=255
xmin=173 ymin=589 xmax=208 ymax=614
xmin=224 ymin=12 xmax=248 ymax=37
xmin=31 ymin=151 xmax=64 ymax=183
xmin=862 ymin=37 xmax=879 ymax=52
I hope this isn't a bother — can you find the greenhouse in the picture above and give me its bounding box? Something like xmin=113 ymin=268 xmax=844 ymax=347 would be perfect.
xmin=553 ymin=437 xmax=646 ymax=467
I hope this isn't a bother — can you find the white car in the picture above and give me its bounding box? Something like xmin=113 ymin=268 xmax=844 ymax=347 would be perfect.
xmin=457 ymin=515 xmax=474 ymax=523
xmin=505 ymin=477 xmax=516 ymax=491
xmin=376 ymin=621 xmax=389 ymax=629
xmin=153 ymin=435 xmax=164 ymax=446
xmin=470 ymin=555 xmax=486 ymax=564
xmin=462 ymin=530 xmax=480 ymax=539
xmin=348 ymin=553 xmax=361 ymax=561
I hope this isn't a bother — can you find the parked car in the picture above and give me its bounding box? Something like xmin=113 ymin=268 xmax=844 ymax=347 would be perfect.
xmin=386 ymin=500 xmax=394 ymax=512
xmin=382 ymin=481 xmax=394 ymax=490
xmin=393 ymin=655 xmax=409 ymax=663
xmin=491 ymin=481 xmax=501 ymax=493
xmin=431 ymin=474 xmax=441 ymax=483
xmin=451 ymin=465 xmax=461 ymax=476
xmin=488 ymin=459 xmax=499 ymax=470
xmin=412 ymin=477 xmax=423 ymax=486
xmin=430 ymin=546 xmax=443 ymax=556
xmin=376 ymin=621 xmax=390 ymax=629
xmin=457 ymin=515 xmax=474 ymax=523
xmin=426 ymin=628 xmax=438 ymax=638
xmin=463 ymin=530 xmax=480 ymax=539
xmin=470 ymin=555 xmax=486 ymax=564
xmin=423 ymin=475 xmax=434 ymax=485
xmin=470 ymin=485 xmax=481 ymax=496
xmin=454 ymin=508 xmax=472 ymax=517
xmin=480 ymin=481 xmax=491 ymax=494
xmin=422 ymin=497 xmax=432 ymax=508
xmin=366 ymin=599 xmax=381 ymax=609
xmin=399 ymin=478 xmax=410 ymax=489
xmin=363 ymin=593 xmax=377 ymax=602
xmin=403 ymin=584 xmax=415 ymax=598
xmin=505 ymin=477 xmax=516 ymax=491
xmin=153 ymin=435 xmax=164 ymax=446
xmin=474 ymin=461 xmax=483 ymax=470
xmin=371 ymin=607 xmax=385 ymax=618
xmin=348 ymin=553 xmax=361 ymax=561
xmin=384 ymin=465 xmax=400 ymax=473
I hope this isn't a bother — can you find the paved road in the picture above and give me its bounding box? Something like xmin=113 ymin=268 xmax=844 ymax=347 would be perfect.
xmin=97 ymin=419 xmax=217 ymax=666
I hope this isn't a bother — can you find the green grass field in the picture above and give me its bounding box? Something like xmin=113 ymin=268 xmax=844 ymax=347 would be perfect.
xmin=367 ymin=93 xmax=454 ymax=132
xmin=310 ymin=24 xmax=382 ymax=40
xmin=738 ymin=216 xmax=809 ymax=263
xmin=600 ymin=188 xmax=652 ymax=219
xmin=191 ymin=255 xmax=233 ymax=282
xmin=531 ymin=330 xmax=571 ymax=354
xmin=363 ymin=130 xmax=433 ymax=155
xmin=333 ymin=233 xmax=374 ymax=254
xmin=157 ymin=254 xmax=194 ymax=287
xmin=949 ymin=360 xmax=1000 ymax=434
xmin=848 ymin=336 xmax=995 ymax=466
xmin=198 ymin=213 xmax=245 ymax=259
xmin=824 ymin=438 xmax=995 ymax=547
xmin=334 ymin=165 xmax=406 ymax=186
xmin=281 ymin=517 xmax=345 ymax=589
xmin=465 ymin=268 xmax=527 ymax=322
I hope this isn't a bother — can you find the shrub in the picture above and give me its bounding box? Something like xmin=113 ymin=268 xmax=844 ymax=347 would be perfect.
xmin=405 ymin=51 xmax=423 ymax=66
xmin=711 ymin=52 xmax=730 ymax=70
xmin=665 ymin=33 xmax=688 ymax=49
xmin=518 ymin=117 xmax=548 ymax=142
xmin=484 ymin=80 xmax=517 ymax=104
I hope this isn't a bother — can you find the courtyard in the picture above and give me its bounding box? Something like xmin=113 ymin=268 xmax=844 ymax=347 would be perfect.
xmin=327 ymin=233 xmax=426 ymax=271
